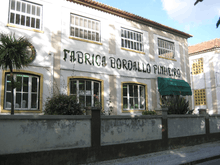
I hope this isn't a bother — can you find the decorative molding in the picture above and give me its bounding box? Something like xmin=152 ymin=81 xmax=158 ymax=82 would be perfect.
xmin=159 ymin=56 xmax=177 ymax=61
xmin=69 ymin=36 xmax=103 ymax=45
xmin=121 ymin=47 xmax=145 ymax=55
xmin=6 ymin=24 xmax=44 ymax=33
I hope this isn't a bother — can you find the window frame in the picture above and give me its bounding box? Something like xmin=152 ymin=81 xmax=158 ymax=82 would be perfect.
xmin=121 ymin=27 xmax=144 ymax=53
xmin=121 ymin=82 xmax=148 ymax=112
xmin=157 ymin=37 xmax=176 ymax=60
xmin=8 ymin=0 xmax=43 ymax=31
xmin=192 ymin=58 xmax=204 ymax=75
xmin=194 ymin=89 xmax=207 ymax=106
xmin=1 ymin=70 xmax=43 ymax=113
xmin=68 ymin=77 xmax=104 ymax=109
xmin=69 ymin=14 xmax=101 ymax=43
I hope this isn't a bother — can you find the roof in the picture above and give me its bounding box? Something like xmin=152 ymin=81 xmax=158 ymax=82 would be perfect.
xmin=189 ymin=38 xmax=220 ymax=55
xmin=67 ymin=0 xmax=192 ymax=39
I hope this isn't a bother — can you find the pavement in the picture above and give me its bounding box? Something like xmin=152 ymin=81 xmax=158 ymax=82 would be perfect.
xmin=81 ymin=141 xmax=220 ymax=165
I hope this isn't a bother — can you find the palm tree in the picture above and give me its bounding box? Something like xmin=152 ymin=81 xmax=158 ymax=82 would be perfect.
xmin=0 ymin=33 xmax=33 ymax=115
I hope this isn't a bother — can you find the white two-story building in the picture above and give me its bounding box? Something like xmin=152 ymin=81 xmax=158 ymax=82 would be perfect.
xmin=189 ymin=38 xmax=220 ymax=114
xmin=0 ymin=0 xmax=192 ymax=115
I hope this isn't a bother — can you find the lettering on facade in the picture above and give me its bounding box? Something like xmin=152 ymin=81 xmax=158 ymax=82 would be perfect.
xmin=63 ymin=49 xmax=181 ymax=77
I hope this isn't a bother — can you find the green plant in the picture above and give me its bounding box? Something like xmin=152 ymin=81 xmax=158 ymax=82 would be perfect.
xmin=160 ymin=95 xmax=192 ymax=114
xmin=0 ymin=33 xmax=33 ymax=115
xmin=142 ymin=110 xmax=157 ymax=115
xmin=44 ymin=94 xmax=84 ymax=115
xmin=102 ymin=94 xmax=113 ymax=115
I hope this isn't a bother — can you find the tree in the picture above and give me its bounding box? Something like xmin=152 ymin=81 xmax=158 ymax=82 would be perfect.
xmin=194 ymin=0 xmax=220 ymax=28
xmin=0 ymin=33 xmax=33 ymax=115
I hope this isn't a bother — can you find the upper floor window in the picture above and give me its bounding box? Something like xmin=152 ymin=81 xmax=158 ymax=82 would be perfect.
xmin=70 ymin=14 xmax=100 ymax=42
xmin=121 ymin=28 xmax=143 ymax=52
xmin=194 ymin=89 xmax=206 ymax=106
xmin=9 ymin=0 xmax=42 ymax=30
xmin=70 ymin=79 xmax=101 ymax=107
xmin=123 ymin=83 xmax=145 ymax=110
xmin=4 ymin=73 xmax=40 ymax=110
xmin=158 ymin=38 xmax=175 ymax=59
xmin=192 ymin=58 xmax=203 ymax=75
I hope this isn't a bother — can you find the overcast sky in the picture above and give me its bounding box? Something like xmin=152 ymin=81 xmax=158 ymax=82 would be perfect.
xmin=97 ymin=0 xmax=220 ymax=46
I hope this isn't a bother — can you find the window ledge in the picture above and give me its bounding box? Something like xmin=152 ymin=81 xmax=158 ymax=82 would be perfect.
xmin=159 ymin=56 xmax=177 ymax=61
xmin=7 ymin=24 xmax=44 ymax=33
xmin=122 ymin=110 xmax=145 ymax=113
xmin=1 ymin=109 xmax=42 ymax=113
xmin=69 ymin=36 xmax=102 ymax=45
xmin=121 ymin=47 xmax=145 ymax=55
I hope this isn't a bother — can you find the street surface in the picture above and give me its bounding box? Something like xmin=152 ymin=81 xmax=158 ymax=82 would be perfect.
xmin=80 ymin=141 xmax=220 ymax=165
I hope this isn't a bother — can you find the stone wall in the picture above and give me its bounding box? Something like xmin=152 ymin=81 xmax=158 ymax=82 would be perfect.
xmin=1 ymin=110 xmax=220 ymax=165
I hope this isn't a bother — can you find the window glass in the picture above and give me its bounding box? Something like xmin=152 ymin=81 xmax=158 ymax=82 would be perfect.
xmin=4 ymin=73 xmax=39 ymax=110
xmin=70 ymin=14 xmax=101 ymax=42
xmin=121 ymin=28 xmax=143 ymax=52
xmin=9 ymin=0 xmax=42 ymax=30
xmin=21 ymin=2 xmax=26 ymax=13
xmin=192 ymin=58 xmax=204 ymax=75
xmin=16 ymin=1 xmax=21 ymax=11
xmin=70 ymin=79 xmax=101 ymax=108
xmin=123 ymin=83 xmax=145 ymax=110
xmin=158 ymin=38 xmax=175 ymax=59
xmin=194 ymin=89 xmax=206 ymax=106
xmin=11 ymin=0 xmax=15 ymax=10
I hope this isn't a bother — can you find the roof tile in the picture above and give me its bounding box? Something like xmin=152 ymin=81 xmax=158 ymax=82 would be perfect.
xmin=189 ymin=38 xmax=220 ymax=54
xmin=67 ymin=0 xmax=192 ymax=38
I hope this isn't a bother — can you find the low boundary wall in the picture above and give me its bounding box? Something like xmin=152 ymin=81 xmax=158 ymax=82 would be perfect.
xmin=1 ymin=109 xmax=220 ymax=165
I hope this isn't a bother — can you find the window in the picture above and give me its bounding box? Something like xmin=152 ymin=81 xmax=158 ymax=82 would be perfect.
xmin=70 ymin=14 xmax=100 ymax=42
xmin=192 ymin=58 xmax=204 ymax=75
xmin=194 ymin=89 xmax=206 ymax=106
xmin=158 ymin=38 xmax=175 ymax=59
xmin=9 ymin=0 xmax=42 ymax=30
xmin=121 ymin=28 xmax=143 ymax=52
xmin=70 ymin=79 xmax=101 ymax=107
xmin=123 ymin=83 xmax=145 ymax=110
xmin=4 ymin=73 xmax=40 ymax=110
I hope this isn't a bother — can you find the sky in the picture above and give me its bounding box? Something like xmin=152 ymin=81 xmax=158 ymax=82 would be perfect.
xmin=96 ymin=0 xmax=220 ymax=46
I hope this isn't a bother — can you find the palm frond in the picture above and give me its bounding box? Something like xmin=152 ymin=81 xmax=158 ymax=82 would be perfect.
xmin=0 ymin=33 xmax=32 ymax=71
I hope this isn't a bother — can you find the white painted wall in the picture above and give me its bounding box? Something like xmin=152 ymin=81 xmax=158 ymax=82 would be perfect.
xmin=101 ymin=117 xmax=162 ymax=145
xmin=189 ymin=50 xmax=220 ymax=114
xmin=0 ymin=116 xmax=91 ymax=155
xmin=0 ymin=0 xmax=190 ymax=115
xmin=168 ymin=116 xmax=206 ymax=138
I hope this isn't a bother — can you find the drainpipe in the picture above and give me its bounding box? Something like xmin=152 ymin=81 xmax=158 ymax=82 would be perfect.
xmin=49 ymin=52 xmax=54 ymax=97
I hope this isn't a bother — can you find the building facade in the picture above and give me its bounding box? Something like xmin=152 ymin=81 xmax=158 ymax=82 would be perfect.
xmin=0 ymin=0 xmax=192 ymax=115
xmin=189 ymin=38 xmax=220 ymax=114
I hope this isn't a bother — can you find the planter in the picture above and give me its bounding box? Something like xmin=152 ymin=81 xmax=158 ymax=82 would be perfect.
xmin=198 ymin=109 xmax=207 ymax=115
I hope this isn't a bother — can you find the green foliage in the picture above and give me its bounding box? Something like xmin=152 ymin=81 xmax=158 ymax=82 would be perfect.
xmin=0 ymin=33 xmax=32 ymax=71
xmin=161 ymin=96 xmax=192 ymax=114
xmin=44 ymin=94 xmax=84 ymax=115
xmin=142 ymin=110 xmax=157 ymax=115
xmin=0 ymin=33 xmax=33 ymax=115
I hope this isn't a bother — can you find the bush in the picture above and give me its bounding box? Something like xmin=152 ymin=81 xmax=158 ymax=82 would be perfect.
xmin=44 ymin=94 xmax=84 ymax=115
xmin=142 ymin=110 xmax=157 ymax=115
xmin=161 ymin=96 xmax=193 ymax=114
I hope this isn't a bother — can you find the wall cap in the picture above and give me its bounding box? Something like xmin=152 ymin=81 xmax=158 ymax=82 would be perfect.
xmin=0 ymin=115 xmax=91 ymax=120
xmin=101 ymin=115 xmax=162 ymax=119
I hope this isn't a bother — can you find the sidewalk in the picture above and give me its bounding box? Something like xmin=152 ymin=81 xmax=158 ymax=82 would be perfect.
xmin=81 ymin=141 xmax=220 ymax=165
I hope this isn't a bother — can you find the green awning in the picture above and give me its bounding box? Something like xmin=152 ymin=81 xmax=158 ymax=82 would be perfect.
xmin=158 ymin=77 xmax=192 ymax=96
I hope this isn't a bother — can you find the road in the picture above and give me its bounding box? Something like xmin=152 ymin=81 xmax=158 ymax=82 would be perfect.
xmin=80 ymin=141 xmax=220 ymax=165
